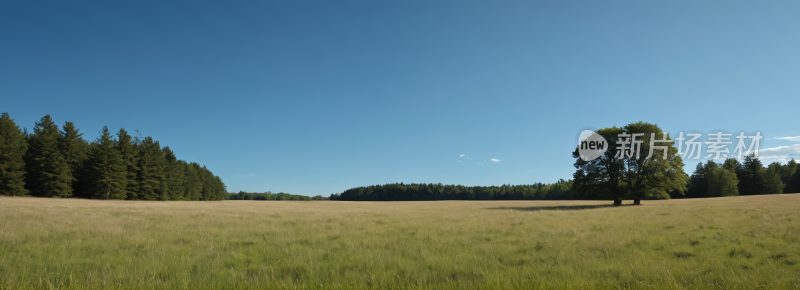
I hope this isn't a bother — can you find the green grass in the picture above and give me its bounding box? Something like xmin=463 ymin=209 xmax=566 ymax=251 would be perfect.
xmin=0 ymin=195 xmax=798 ymax=289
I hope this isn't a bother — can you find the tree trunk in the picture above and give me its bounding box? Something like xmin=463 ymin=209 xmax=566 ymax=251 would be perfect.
xmin=633 ymin=199 xmax=641 ymax=205
xmin=613 ymin=199 xmax=622 ymax=206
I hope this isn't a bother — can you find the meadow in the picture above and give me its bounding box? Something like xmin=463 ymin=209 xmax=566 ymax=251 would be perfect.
xmin=0 ymin=195 xmax=798 ymax=289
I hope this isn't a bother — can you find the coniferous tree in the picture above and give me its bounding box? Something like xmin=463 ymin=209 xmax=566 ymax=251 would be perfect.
xmin=0 ymin=112 xmax=29 ymax=196
xmin=24 ymin=115 xmax=72 ymax=197
xmin=58 ymin=121 xmax=90 ymax=196
xmin=739 ymin=154 xmax=766 ymax=195
xmin=184 ymin=162 xmax=203 ymax=200
xmin=163 ymin=147 xmax=186 ymax=200
xmin=87 ymin=127 xmax=127 ymax=199
xmin=686 ymin=163 xmax=712 ymax=197
xmin=115 ymin=129 xmax=139 ymax=200
xmin=790 ymin=167 xmax=800 ymax=194
xmin=199 ymin=165 xmax=216 ymax=200
xmin=135 ymin=137 xmax=166 ymax=200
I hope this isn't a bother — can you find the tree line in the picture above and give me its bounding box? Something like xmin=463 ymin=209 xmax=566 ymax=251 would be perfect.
xmin=227 ymin=191 xmax=325 ymax=201
xmin=0 ymin=113 xmax=226 ymax=200
xmin=681 ymin=155 xmax=798 ymax=198
xmin=331 ymin=121 xmax=798 ymax=203
xmin=329 ymin=181 xmax=573 ymax=201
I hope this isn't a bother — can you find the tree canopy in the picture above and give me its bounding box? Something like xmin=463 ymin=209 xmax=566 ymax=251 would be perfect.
xmin=572 ymin=122 xmax=687 ymax=205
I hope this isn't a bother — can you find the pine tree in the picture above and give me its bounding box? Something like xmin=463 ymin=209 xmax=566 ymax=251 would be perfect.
xmin=0 ymin=112 xmax=29 ymax=196
xmin=163 ymin=147 xmax=186 ymax=200
xmin=58 ymin=121 xmax=90 ymax=196
xmin=25 ymin=115 xmax=72 ymax=197
xmin=739 ymin=154 xmax=766 ymax=195
xmin=115 ymin=129 xmax=139 ymax=200
xmin=184 ymin=162 xmax=203 ymax=200
xmin=136 ymin=137 xmax=166 ymax=200
xmin=87 ymin=127 xmax=127 ymax=199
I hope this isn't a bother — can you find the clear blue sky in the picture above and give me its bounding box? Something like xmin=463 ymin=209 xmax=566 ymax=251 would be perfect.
xmin=2 ymin=1 xmax=799 ymax=196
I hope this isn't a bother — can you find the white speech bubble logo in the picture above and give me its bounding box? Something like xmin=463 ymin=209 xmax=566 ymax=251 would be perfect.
xmin=578 ymin=130 xmax=608 ymax=161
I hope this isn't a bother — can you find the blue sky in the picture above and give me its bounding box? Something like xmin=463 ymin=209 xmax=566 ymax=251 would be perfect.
xmin=2 ymin=1 xmax=799 ymax=196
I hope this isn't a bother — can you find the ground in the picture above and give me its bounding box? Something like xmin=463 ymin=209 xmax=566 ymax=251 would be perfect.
xmin=0 ymin=195 xmax=798 ymax=289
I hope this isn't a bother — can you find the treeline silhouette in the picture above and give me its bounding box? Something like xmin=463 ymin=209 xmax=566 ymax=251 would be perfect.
xmin=227 ymin=191 xmax=324 ymax=201
xmin=329 ymin=180 xmax=573 ymax=201
xmin=0 ymin=113 xmax=226 ymax=200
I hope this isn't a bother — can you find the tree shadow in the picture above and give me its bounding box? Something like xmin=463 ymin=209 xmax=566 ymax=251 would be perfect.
xmin=487 ymin=204 xmax=638 ymax=211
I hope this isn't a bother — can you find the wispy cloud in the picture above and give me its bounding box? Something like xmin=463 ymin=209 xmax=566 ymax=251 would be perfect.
xmin=776 ymin=136 xmax=800 ymax=142
xmin=754 ymin=144 xmax=800 ymax=163
xmin=459 ymin=154 xmax=465 ymax=157
xmin=491 ymin=158 xmax=500 ymax=162
xmin=457 ymin=160 xmax=462 ymax=163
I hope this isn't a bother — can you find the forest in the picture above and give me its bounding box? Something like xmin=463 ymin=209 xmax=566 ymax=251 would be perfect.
xmin=227 ymin=191 xmax=323 ymax=201
xmin=329 ymin=180 xmax=573 ymax=201
xmin=0 ymin=113 xmax=226 ymax=200
xmin=329 ymin=156 xmax=798 ymax=202
xmin=682 ymin=155 xmax=798 ymax=198
xmin=332 ymin=122 xmax=799 ymax=202
xmin=3 ymin=114 xmax=799 ymax=202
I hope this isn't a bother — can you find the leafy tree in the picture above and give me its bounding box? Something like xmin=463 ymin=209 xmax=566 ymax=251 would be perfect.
xmin=722 ymin=158 xmax=741 ymax=173
xmin=779 ymin=159 xmax=797 ymax=193
xmin=115 ymin=129 xmax=140 ymax=200
xmin=87 ymin=126 xmax=127 ymax=199
xmin=572 ymin=122 xmax=686 ymax=205
xmin=24 ymin=115 xmax=72 ymax=197
xmin=707 ymin=166 xmax=739 ymax=197
xmin=618 ymin=122 xmax=687 ymax=204
xmin=572 ymin=126 xmax=626 ymax=204
xmin=763 ymin=162 xmax=784 ymax=194
xmin=0 ymin=112 xmax=29 ymax=196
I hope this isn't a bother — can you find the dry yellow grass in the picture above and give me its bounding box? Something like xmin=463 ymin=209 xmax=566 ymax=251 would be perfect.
xmin=0 ymin=195 xmax=798 ymax=289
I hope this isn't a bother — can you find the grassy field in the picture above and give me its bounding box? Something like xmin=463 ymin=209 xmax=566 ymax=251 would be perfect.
xmin=0 ymin=195 xmax=798 ymax=289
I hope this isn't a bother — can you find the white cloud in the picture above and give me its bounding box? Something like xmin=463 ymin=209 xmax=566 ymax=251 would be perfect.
xmin=776 ymin=136 xmax=800 ymax=142
xmin=459 ymin=154 xmax=465 ymax=157
xmin=753 ymin=144 xmax=800 ymax=163
xmin=479 ymin=162 xmax=484 ymax=165
xmin=491 ymin=158 xmax=500 ymax=162
xmin=467 ymin=157 xmax=472 ymax=159
xmin=457 ymin=160 xmax=462 ymax=163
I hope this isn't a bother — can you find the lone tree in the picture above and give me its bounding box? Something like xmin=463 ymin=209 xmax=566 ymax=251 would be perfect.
xmin=572 ymin=122 xmax=687 ymax=205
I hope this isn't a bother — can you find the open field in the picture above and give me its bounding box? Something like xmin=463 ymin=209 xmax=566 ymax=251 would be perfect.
xmin=1 ymin=195 xmax=798 ymax=289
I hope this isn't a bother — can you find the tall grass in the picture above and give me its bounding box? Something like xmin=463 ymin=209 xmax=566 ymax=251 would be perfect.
xmin=0 ymin=195 xmax=798 ymax=289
